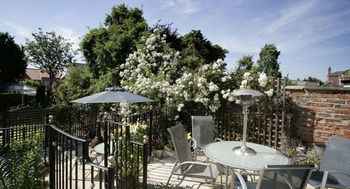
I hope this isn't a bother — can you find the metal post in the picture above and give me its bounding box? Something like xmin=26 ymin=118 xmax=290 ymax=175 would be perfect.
xmin=143 ymin=142 xmax=148 ymax=189
xmin=148 ymin=111 xmax=153 ymax=156
xmin=232 ymin=100 xmax=257 ymax=156
xmin=48 ymin=127 xmax=55 ymax=189
xmin=242 ymin=105 xmax=248 ymax=149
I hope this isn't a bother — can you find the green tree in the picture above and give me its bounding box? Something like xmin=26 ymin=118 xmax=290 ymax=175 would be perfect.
xmin=81 ymin=4 xmax=148 ymax=82
xmin=25 ymin=28 xmax=75 ymax=102
xmin=257 ymin=44 xmax=281 ymax=78
xmin=237 ymin=55 xmax=254 ymax=71
xmin=229 ymin=55 xmax=255 ymax=89
xmin=0 ymin=32 xmax=27 ymax=82
xmin=55 ymin=65 xmax=94 ymax=104
xmin=180 ymin=30 xmax=227 ymax=69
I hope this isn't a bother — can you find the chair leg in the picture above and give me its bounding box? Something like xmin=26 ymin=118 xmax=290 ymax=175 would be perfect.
xmin=166 ymin=162 xmax=178 ymax=186
xmin=320 ymin=171 xmax=328 ymax=189
xmin=166 ymin=173 xmax=173 ymax=186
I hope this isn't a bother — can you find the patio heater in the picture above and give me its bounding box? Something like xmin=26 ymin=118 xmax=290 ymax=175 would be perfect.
xmin=232 ymin=89 xmax=263 ymax=156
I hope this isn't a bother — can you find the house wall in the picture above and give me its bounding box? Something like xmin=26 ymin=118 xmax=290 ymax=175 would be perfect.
xmin=328 ymin=75 xmax=340 ymax=86
xmin=286 ymin=86 xmax=350 ymax=144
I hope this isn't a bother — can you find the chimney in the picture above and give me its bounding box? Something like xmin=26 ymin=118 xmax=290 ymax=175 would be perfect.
xmin=328 ymin=66 xmax=332 ymax=75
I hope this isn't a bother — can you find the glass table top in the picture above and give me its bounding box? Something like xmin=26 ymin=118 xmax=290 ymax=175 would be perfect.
xmin=204 ymin=141 xmax=289 ymax=171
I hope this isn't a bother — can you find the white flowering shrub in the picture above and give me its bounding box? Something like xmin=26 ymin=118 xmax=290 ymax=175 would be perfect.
xmin=118 ymin=31 xmax=281 ymax=127
xmin=119 ymin=32 xmax=227 ymax=117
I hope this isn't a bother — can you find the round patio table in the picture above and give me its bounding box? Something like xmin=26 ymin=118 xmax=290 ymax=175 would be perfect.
xmin=204 ymin=141 xmax=289 ymax=171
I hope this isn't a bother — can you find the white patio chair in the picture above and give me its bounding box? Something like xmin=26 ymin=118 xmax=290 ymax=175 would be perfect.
xmin=166 ymin=123 xmax=220 ymax=186
xmin=232 ymin=165 xmax=313 ymax=189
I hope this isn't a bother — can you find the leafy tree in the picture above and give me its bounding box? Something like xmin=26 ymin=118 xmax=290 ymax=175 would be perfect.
xmin=55 ymin=65 xmax=94 ymax=104
xmin=236 ymin=55 xmax=254 ymax=71
xmin=81 ymin=4 xmax=148 ymax=82
xmin=0 ymin=32 xmax=27 ymax=82
xmin=180 ymin=30 xmax=227 ymax=69
xmin=150 ymin=23 xmax=182 ymax=51
xmin=25 ymin=28 xmax=75 ymax=102
xmin=257 ymin=44 xmax=281 ymax=78
xmin=229 ymin=55 xmax=255 ymax=88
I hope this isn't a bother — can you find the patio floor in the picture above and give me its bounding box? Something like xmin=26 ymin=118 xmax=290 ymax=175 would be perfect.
xmin=43 ymin=153 xmax=320 ymax=189
xmin=147 ymin=153 xmax=317 ymax=189
xmin=148 ymin=155 xmax=227 ymax=189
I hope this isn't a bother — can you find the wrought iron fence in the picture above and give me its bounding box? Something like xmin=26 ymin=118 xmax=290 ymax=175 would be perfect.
xmin=47 ymin=125 xmax=114 ymax=189
xmin=47 ymin=123 xmax=148 ymax=189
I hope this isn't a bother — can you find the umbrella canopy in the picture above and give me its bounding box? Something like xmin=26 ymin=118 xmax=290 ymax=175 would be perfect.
xmin=71 ymin=87 xmax=153 ymax=104
xmin=0 ymin=83 xmax=36 ymax=96
xmin=232 ymin=88 xmax=263 ymax=97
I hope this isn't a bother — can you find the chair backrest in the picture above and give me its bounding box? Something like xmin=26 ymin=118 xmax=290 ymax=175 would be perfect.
xmin=257 ymin=165 xmax=313 ymax=189
xmin=191 ymin=116 xmax=216 ymax=149
xmin=167 ymin=124 xmax=192 ymax=163
xmin=320 ymin=136 xmax=350 ymax=184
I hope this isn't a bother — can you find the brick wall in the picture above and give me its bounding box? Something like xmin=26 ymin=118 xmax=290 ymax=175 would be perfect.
xmin=286 ymin=86 xmax=350 ymax=144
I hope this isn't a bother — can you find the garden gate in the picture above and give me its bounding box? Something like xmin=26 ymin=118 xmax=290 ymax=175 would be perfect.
xmin=47 ymin=124 xmax=148 ymax=189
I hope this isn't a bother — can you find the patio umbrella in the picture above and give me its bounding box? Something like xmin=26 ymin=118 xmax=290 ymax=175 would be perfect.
xmin=0 ymin=83 xmax=36 ymax=96
xmin=71 ymin=87 xmax=153 ymax=104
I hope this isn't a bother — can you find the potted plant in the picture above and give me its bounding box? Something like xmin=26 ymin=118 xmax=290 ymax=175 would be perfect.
xmin=151 ymin=135 xmax=165 ymax=159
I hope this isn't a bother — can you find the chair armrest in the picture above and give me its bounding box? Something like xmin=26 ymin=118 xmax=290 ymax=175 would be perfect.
xmin=324 ymin=170 xmax=350 ymax=177
xmin=232 ymin=171 xmax=248 ymax=189
xmin=173 ymin=161 xmax=214 ymax=175
xmin=178 ymin=161 xmax=212 ymax=167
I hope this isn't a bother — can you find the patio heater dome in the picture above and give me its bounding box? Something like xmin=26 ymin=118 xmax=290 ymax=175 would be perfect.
xmin=232 ymin=88 xmax=263 ymax=156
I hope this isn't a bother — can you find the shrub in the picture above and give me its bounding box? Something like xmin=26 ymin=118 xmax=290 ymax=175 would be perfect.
xmin=0 ymin=134 xmax=44 ymax=189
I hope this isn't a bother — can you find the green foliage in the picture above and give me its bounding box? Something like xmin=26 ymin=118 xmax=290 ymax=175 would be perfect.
xmin=180 ymin=30 xmax=227 ymax=69
xmin=0 ymin=32 xmax=27 ymax=82
xmin=230 ymin=55 xmax=255 ymax=88
xmin=112 ymin=136 xmax=144 ymax=178
xmin=303 ymin=76 xmax=324 ymax=86
xmin=297 ymin=148 xmax=320 ymax=166
xmin=25 ymin=28 xmax=75 ymax=102
xmin=257 ymin=44 xmax=281 ymax=78
xmin=81 ymin=4 xmax=148 ymax=81
xmin=55 ymin=65 xmax=94 ymax=104
xmin=22 ymin=79 xmax=40 ymax=88
xmin=0 ymin=134 xmax=44 ymax=189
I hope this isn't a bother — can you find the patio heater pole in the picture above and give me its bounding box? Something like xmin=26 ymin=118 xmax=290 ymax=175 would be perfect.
xmin=241 ymin=104 xmax=248 ymax=151
xmin=232 ymin=89 xmax=263 ymax=156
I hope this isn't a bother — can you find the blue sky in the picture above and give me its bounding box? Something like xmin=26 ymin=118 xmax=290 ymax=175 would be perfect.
xmin=1 ymin=0 xmax=349 ymax=80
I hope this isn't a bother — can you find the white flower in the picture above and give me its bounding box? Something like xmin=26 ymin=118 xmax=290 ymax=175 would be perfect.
xmin=208 ymin=82 xmax=219 ymax=92
xmin=243 ymin=72 xmax=251 ymax=80
xmin=258 ymin=72 xmax=268 ymax=87
xmin=240 ymin=80 xmax=248 ymax=89
xmin=177 ymin=103 xmax=184 ymax=112
xmin=228 ymin=96 xmax=235 ymax=102
xmin=265 ymin=89 xmax=274 ymax=97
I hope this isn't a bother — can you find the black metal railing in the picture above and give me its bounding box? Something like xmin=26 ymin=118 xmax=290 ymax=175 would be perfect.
xmin=47 ymin=122 xmax=148 ymax=189
xmin=99 ymin=120 xmax=148 ymax=188
xmin=47 ymin=125 xmax=116 ymax=189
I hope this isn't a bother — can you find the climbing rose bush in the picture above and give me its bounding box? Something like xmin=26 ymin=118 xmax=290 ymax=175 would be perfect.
xmin=119 ymin=31 xmax=276 ymax=120
xmin=119 ymin=32 xmax=225 ymax=114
